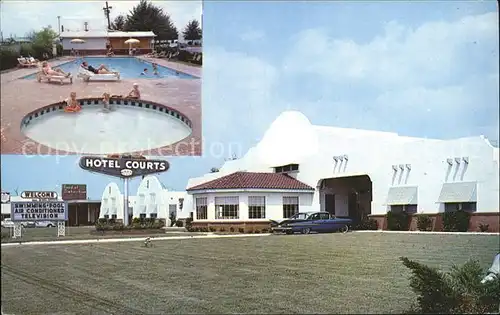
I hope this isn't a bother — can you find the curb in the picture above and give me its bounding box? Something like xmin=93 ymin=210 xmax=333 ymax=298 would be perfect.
xmin=1 ymin=233 xmax=272 ymax=247
xmin=353 ymin=230 xmax=500 ymax=236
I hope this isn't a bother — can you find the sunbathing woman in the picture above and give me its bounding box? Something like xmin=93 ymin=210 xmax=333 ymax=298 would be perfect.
xmin=64 ymin=92 xmax=81 ymax=113
xmin=127 ymin=83 xmax=141 ymax=99
xmin=42 ymin=61 xmax=71 ymax=77
xmin=81 ymin=61 xmax=118 ymax=75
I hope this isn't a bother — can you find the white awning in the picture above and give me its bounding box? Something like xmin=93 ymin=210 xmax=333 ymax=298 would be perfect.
xmin=385 ymin=186 xmax=418 ymax=205
xmin=437 ymin=182 xmax=477 ymax=203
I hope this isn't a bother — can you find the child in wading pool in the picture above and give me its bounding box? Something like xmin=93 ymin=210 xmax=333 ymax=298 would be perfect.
xmin=102 ymin=92 xmax=112 ymax=111
xmin=64 ymin=92 xmax=81 ymax=112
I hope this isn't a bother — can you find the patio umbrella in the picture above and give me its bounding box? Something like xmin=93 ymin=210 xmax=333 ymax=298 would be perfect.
xmin=124 ymin=38 xmax=140 ymax=45
xmin=125 ymin=38 xmax=140 ymax=54
xmin=70 ymin=38 xmax=86 ymax=43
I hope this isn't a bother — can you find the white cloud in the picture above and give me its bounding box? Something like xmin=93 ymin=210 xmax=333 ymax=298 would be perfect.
xmin=239 ymin=29 xmax=265 ymax=42
xmin=283 ymin=12 xmax=498 ymax=89
xmin=202 ymin=46 xmax=282 ymax=146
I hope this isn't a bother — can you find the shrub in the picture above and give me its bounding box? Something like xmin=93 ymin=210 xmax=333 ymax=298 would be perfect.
xmin=416 ymin=213 xmax=432 ymax=231
xmin=219 ymin=227 xmax=226 ymax=232
xmin=238 ymin=227 xmax=245 ymax=233
xmin=386 ymin=211 xmax=410 ymax=231
xmin=1 ymin=231 xmax=10 ymax=239
xmin=175 ymin=220 xmax=184 ymax=227
xmin=185 ymin=217 xmax=193 ymax=230
xmin=229 ymin=227 xmax=235 ymax=232
xmin=355 ymin=218 xmax=378 ymax=230
xmin=400 ymin=256 xmax=500 ymax=314
xmin=201 ymin=227 xmax=208 ymax=232
xmin=261 ymin=228 xmax=269 ymax=233
xmin=478 ymin=223 xmax=489 ymax=232
xmin=132 ymin=217 xmax=141 ymax=225
xmin=254 ymin=229 xmax=261 ymax=234
xmin=442 ymin=210 xmax=471 ymax=232
xmin=209 ymin=226 xmax=216 ymax=232
xmin=56 ymin=43 xmax=63 ymax=56
xmin=112 ymin=223 xmax=125 ymax=231
xmin=19 ymin=43 xmax=36 ymax=58
xmin=169 ymin=212 xmax=176 ymax=227
xmin=0 ymin=48 xmax=19 ymax=70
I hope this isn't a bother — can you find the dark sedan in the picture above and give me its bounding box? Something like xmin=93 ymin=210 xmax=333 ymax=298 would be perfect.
xmin=271 ymin=212 xmax=352 ymax=234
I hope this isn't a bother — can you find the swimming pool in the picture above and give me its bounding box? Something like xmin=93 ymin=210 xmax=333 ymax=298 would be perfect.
xmin=22 ymin=57 xmax=197 ymax=80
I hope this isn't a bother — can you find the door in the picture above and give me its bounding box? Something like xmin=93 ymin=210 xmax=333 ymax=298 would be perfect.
xmin=307 ymin=213 xmax=323 ymax=232
xmin=325 ymin=194 xmax=335 ymax=215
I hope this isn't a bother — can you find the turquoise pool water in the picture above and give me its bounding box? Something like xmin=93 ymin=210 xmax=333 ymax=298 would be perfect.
xmin=22 ymin=57 xmax=197 ymax=80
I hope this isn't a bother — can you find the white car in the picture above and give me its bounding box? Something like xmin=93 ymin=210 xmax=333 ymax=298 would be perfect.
xmin=35 ymin=221 xmax=56 ymax=228
xmin=1 ymin=218 xmax=15 ymax=228
xmin=0 ymin=219 xmax=34 ymax=228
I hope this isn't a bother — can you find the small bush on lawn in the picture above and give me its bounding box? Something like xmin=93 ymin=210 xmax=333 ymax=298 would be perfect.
xmin=201 ymin=227 xmax=209 ymax=232
xmin=261 ymin=228 xmax=269 ymax=233
xmin=254 ymin=229 xmax=261 ymax=234
xmin=400 ymin=257 xmax=500 ymax=314
xmin=185 ymin=217 xmax=193 ymax=230
xmin=416 ymin=213 xmax=432 ymax=231
xmin=209 ymin=226 xmax=216 ymax=232
xmin=169 ymin=212 xmax=177 ymax=227
xmin=238 ymin=227 xmax=245 ymax=233
xmin=229 ymin=227 xmax=235 ymax=232
xmin=387 ymin=211 xmax=410 ymax=231
xmin=219 ymin=227 xmax=226 ymax=232
xmin=442 ymin=210 xmax=470 ymax=232
xmin=175 ymin=220 xmax=184 ymax=227
xmin=355 ymin=218 xmax=378 ymax=230
xmin=478 ymin=223 xmax=489 ymax=232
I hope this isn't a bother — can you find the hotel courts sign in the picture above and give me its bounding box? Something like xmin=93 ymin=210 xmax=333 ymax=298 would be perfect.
xmin=79 ymin=156 xmax=169 ymax=178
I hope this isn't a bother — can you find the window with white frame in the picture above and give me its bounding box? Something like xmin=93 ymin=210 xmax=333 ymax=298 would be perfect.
xmin=111 ymin=214 xmax=117 ymax=219
xmin=150 ymin=213 xmax=158 ymax=219
xmin=248 ymin=196 xmax=266 ymax=219
xmin=195 ymin=197 xmax=208 ymax=220
xmin=104 ymin=214 xmax=109 ymax=219
xmin=215 ymin=196 xmax=239 ymax=219
xmin=140 ymin=213 xmax=147 ymax=219
xmin=283 ymin=196 xmax=299 ymax=218
xmin=390 ymin=205 xmax=418 ymax=214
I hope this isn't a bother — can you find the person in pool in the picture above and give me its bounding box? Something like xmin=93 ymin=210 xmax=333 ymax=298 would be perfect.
xmin=81 ymin=61 xmax=117 ymax=75
xmin=64 ymin=92 xmax=81 ymax=112
xmin=141 ymin=68 xmax=148 ymax=75
xmin=152 ymin=63 xmax=158 ymax=75
xmin=127 ymin=83 xmax=141 ymax=99
xmin=102 ymin=92 xmax=112 ymax=111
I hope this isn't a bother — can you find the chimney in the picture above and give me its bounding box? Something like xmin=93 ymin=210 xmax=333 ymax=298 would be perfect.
xmin=84 ymin=22 xmax=89 ymax=32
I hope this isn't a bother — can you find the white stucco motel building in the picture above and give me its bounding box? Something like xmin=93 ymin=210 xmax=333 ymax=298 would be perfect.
xmin=99 ymin=176 xmax=189 ymax=225
xmin=183 ymin=111 xmax=499 ymax=232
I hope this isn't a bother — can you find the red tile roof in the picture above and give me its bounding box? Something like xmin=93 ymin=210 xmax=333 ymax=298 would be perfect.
xmin=187 ymin=172 xmax=315 ymax=191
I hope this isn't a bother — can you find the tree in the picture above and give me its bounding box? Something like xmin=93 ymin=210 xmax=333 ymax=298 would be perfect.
xmin=182 ymin=19 xmax=202 ymax=41
xmin=111 ymin=15 xmax=126 ymax=31
xmin=26 ymin=27 xmax=58 ymax=58
xmin=124 ymin=0 xmax=178 ymax=40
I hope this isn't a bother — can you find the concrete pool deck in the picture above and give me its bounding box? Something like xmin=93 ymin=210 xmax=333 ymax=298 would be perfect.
xmin=0 ymin=56 xmax=201 ymax=156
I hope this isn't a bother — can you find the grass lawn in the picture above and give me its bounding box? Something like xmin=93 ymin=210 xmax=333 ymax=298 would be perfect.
xmin=1 ymin=233 xmax=498 ymax=314
xmin=1 ymin=226 xmax=198 ymax=244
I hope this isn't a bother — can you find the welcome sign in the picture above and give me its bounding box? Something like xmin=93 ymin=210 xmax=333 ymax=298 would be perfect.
xmin=79 ymin=156 xmax=169 ymax=178
xmin=11 ymin=201 xmax=68 ymax=221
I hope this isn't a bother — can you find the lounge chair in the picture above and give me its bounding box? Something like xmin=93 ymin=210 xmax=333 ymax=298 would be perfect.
xmin=77 ymin=67 xmax=120 ymax=82
xmin=36 ymin=65 xmax=73 ymax=84
xmin=17 ymin=57 xmax=37 ymax=68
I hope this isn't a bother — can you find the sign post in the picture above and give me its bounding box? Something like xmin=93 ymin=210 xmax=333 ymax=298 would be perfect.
xmin=79 ymin=156 xmax=169 ymax=226
xmin=124 ymin=178 xmax=129 ymax=226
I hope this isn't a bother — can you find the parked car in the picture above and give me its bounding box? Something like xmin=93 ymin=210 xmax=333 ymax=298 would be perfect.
xmin=1 ymin=219 xmax=35 ymax=228
xmin=35 ymin=221 xmax=56 ymax=228
xmin=271 ymin=212 xmax=353 ymax=234
xmin=1 ymin=218 xmax=15 ymax=228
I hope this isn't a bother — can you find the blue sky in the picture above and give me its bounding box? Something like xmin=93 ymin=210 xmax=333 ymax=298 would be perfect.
xmin=2 ymin=1 xmax=498 ymax=199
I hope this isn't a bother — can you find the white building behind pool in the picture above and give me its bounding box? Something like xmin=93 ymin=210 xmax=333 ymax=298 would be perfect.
xmin=99 ymin=176 xmax=189 ymax=224
xmin=184 ymin=111 xmax=499 ymax=232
